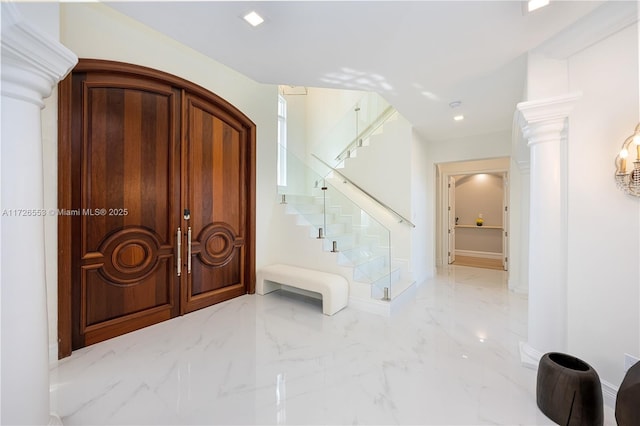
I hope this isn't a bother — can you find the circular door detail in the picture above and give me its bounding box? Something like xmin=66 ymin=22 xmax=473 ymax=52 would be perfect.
xmin=99 ymin=228 xmax=161 ymax=285
xmin=198 ymin=223 xmax=241 ymax=267
xmin=116 ymin=243 xmax=147 ymax=268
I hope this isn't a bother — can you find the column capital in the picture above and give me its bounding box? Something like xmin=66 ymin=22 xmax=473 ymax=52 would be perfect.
xmin=517 ymin=93 xmax=582 ymax=147
xmin=1 ymin=3 xmax=77 ymax=107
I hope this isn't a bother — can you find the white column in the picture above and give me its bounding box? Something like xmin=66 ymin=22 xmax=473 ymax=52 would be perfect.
xmin=516 ymin=93 xmax=581 ymax=368
xmin=1 ymin=4 xmax=77 ymax=425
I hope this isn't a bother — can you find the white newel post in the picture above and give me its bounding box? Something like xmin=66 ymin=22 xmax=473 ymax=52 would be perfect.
xmin=1 ymin=4 xmax=77 ymax=425
xmin=516 ymin=93 xmax=580 ymax=368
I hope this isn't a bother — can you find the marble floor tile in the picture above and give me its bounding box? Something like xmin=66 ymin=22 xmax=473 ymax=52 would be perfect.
xmin=50 ymin=265 xmax=615 ymax=425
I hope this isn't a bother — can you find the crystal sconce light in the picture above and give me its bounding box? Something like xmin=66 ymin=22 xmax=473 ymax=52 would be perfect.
xmin=615 ymin=123 xmax=640 ymax=197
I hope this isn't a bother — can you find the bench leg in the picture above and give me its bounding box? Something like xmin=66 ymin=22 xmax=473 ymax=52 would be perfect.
xmin=322 ymin=304 xmax=335 ymax=316
xmin=257 ymin=278 xmax=281 ymax=295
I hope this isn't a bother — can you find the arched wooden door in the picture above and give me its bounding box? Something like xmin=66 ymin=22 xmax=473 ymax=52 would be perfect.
xmin=181 ymin=92 xmax=251 ymax=314
xmin=58 ymin=60 xmax=255 ymax=356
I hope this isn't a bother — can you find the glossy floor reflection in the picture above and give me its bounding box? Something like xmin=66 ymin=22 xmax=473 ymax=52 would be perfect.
xmin=50 ymin=266 xmax=613 ymax=425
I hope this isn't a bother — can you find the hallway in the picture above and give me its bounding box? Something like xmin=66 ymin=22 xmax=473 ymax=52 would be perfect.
xmin=451 ymin=255 xmax=505 ymax=270
xmin=50 ymin=266 xmax=614 ymax=425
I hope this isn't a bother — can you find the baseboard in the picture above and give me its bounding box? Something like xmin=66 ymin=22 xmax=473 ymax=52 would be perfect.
xmin=601 ymin=380 xmax=618 ymax=408
xmin=49 ymin=342 xmax=58 ymax=365
xmin=519 ymin=341 xmax=543 ymax=369
xmin=508 ymin=279 xmax=528 ymax=295
xmin=455 ymin=250 xmax=502 ymax=260
xmin=49 ymin=414 xmax=63 ymax=426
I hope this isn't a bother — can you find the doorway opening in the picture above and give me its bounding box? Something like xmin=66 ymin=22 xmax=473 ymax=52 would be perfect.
xmin=436 ymin=158 xmax=510 ymax=272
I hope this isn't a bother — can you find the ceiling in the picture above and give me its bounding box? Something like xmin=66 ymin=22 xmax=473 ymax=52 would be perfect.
xmin=107 ymin=1 xmax=607 ymax=142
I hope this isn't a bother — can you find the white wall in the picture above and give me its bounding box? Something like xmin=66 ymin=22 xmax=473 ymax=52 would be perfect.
xmin=341 ymin=115 xmax=413 ymax=220
xmin=428 ymin=129 xmax=512 ymax=165
xmin=305 ymin=87 xmax=377 ymax=163
xmin=410 ymin=130 xmax=431 ymax=283
xmin=526 ymin=52 xmax=569 ymax=99
xmin=507 ymin=158 xmax=530 ymax=294
xmin=43 ymin=3 xmax=279 ymax=360
xmin=565 ymin=23 xmax=639 ymax=389
xmin=509 ymin=87 xmax=531 ymax=294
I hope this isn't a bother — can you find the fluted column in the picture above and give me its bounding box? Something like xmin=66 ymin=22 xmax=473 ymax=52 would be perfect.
xmin=516 ymin=93 xmax=581 ymax=368
xmin=1 ymin=4 xmax=77 ymax=424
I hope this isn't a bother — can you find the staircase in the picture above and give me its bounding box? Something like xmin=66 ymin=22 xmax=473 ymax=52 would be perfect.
xmin=279 ymin=92 xmax=415 ymax=314
xmin=283 ymin=192 xmax=403 ymax=300
xmin=277 ymin=107 xmax=415 ymax=313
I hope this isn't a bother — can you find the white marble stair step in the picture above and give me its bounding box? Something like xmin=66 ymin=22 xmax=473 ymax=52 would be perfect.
xmin=353 ymin=257 xmax=389 ymax=282
xmin=293 ymin=206 xmax=343 ymax=226
xmin=297 ymin=212 xmax=331 ymax=227
xmin=353 ymin=262 xmax=400 ymax=285
xmin=337 ymin=247 xmax=388 ymax=272
xmin=321 ymin=233 xmax=356 ymax=252
xmin=336 ymin=246 xmax=380 ymax=266
xmin=280 ymin=193 xmax=317 ymax=205
xmin=285 ymin=202 xmax=323 ymax=216
xmin=325 ymin=221 xmax=348 ymax=235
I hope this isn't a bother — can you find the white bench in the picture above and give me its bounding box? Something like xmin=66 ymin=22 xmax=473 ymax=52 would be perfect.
xmin=257 ymin=264 xmax=348 ymax=315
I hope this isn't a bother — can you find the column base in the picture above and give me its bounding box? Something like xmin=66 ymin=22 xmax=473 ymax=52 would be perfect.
xmin=49 ymin=413 xmax=63 ymax=426
xmin=520 ymin=341 xmax=543 ymax=369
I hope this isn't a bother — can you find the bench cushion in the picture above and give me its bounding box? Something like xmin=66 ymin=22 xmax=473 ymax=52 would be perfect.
xmin=257 ymin=264 xmax=348 ymax=315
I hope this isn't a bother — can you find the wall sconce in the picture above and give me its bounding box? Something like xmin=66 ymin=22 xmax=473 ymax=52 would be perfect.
xmin=615 ymin=123 xmax=640 ymax=197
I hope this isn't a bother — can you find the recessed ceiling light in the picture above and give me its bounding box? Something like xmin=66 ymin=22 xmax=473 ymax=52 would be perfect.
xmin=454 ymin=115 xmax=464 ymax=121
xmin=243 ymin=11 xmax=264 ymax=27
xmin=527 ymin=0 xmax=550 ymax=12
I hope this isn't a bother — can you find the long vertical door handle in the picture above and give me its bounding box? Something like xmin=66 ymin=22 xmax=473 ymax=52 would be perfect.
xmin=187 ymin=226 xmax=192 ymax=274
xmin=177 ymin=227 xmax=182 ymax=277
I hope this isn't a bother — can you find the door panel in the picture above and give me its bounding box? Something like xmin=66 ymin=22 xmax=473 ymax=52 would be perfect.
xmin=448 ymin=176 xmax=456 ymax=264
xmin=182 ymin=95 xmax=248 ymax=313
xmin=503 ymin=174 xmax=509 ymax=271
xmin=72 ymin=76 xmax=181 ymax=349
xmin=60 ymin=60 xmax=256 ymax=357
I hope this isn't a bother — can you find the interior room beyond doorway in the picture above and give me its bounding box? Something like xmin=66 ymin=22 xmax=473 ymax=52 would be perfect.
xmin=452 ymin=173 xmax=506 ymax=270
xmin=436 ymin=157 xmax=510 ymax=273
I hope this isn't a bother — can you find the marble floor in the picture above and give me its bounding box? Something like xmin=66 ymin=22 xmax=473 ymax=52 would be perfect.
xmin=49 ymin=266 xmax=614 ymax=425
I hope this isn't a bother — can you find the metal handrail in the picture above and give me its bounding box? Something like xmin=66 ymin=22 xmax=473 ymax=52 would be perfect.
xmin=335 ymin=106 xmax=397 ymax=162
xmin=312 ymin=154 xmax=416 ymax=228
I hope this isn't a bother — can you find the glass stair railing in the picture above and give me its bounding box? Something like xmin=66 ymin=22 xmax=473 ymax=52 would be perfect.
xmin=309 ymin=92 xmax=414 ymax=228
xmin=277 ymin=146 xmax=394 ymax=300
xmin=312 ymin=92 xmax=394 ymax=169
xmin=334 ymin=106 xmax=397 ymax=169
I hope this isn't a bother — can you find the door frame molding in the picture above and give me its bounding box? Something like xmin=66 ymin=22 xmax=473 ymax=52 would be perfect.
xmin=435 ymin=158 xmax=510 ymax=269
xmin=58 ymin=59 xmax=256 ymax=358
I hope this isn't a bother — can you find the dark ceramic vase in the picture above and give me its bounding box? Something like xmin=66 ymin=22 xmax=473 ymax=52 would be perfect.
xmin=537 ymin=352 xmax=603 ymax=426
xmin=615 ymin=361 xmax=640 ymax=426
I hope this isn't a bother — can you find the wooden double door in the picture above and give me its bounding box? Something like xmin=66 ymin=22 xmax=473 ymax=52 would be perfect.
xmin=58 ymin=60 xmax=255 ymax=356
